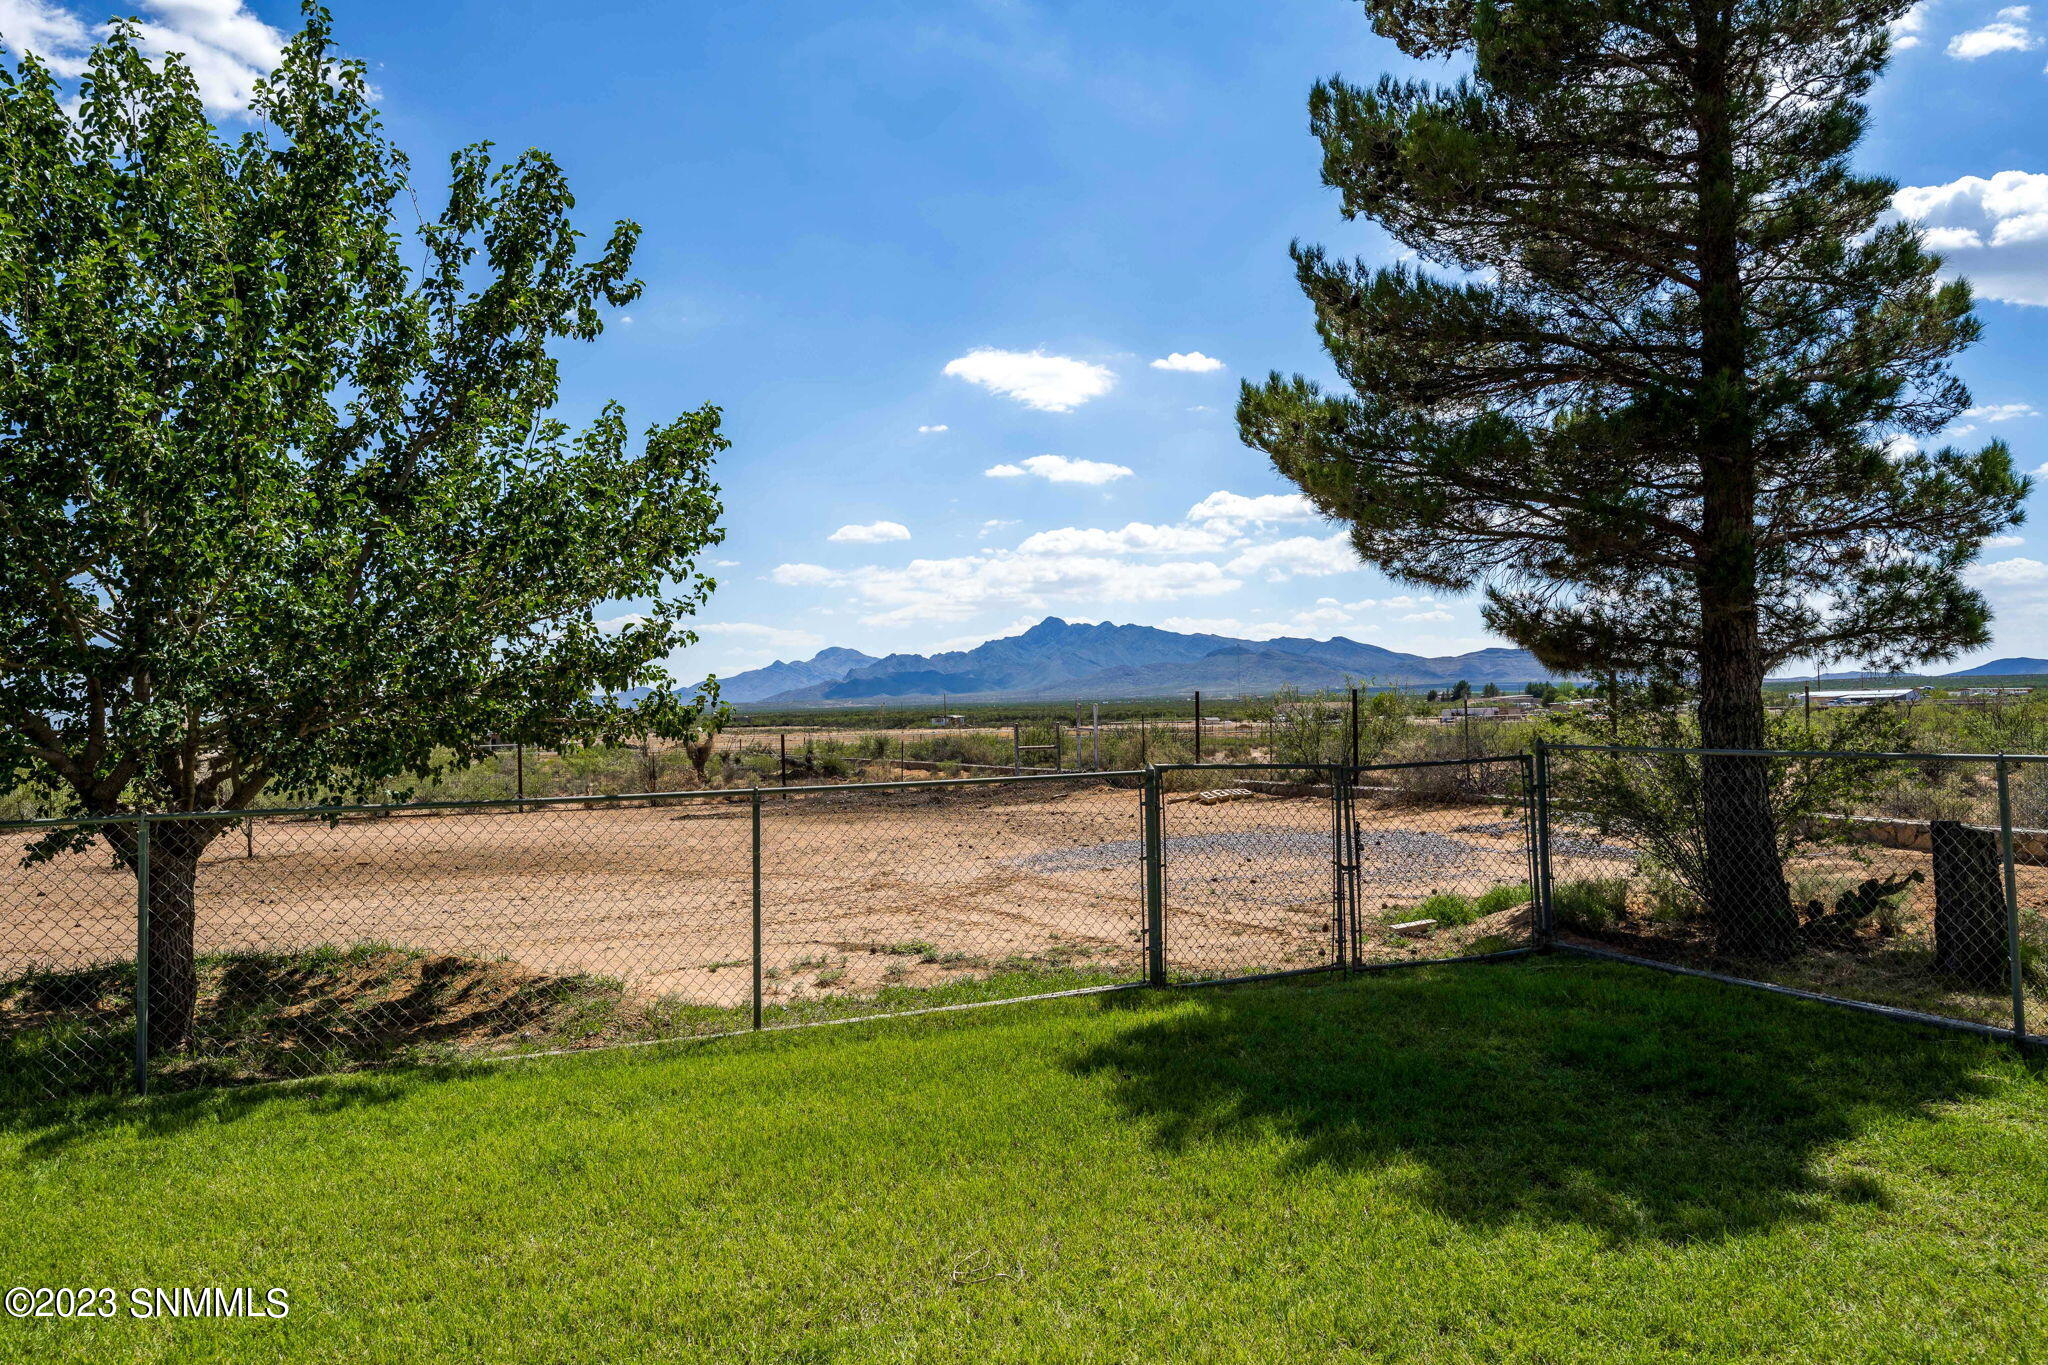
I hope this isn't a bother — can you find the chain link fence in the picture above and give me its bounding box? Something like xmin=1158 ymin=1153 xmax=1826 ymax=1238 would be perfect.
xmin=1541 ymin=744 xmax=2041 ymax=1042
xmin=8 ymin=746 xmax=2042 ymax=1102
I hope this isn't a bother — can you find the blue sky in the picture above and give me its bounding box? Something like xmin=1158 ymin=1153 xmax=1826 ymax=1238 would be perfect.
xmin=9 ymin=0 xmax=2048 ymax=679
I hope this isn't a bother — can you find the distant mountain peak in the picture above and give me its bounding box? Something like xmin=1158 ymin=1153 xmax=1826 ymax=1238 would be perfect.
xmin=696 ymin=616 xmax=1571 ymax=706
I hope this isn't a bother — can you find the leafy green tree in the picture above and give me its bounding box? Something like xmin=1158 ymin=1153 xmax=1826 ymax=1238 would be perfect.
xmin=1450 ymin=680 xmax=1471 ymax=702
xmin=1240 ymin=0 xmax=2025 ymax=953
xmin=1481 ymin=682 xmax=1501 ymax=699
xmin=0 ymin=12 xmax=727 ymax=1048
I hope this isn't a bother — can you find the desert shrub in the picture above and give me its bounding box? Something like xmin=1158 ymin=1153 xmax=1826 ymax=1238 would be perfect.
xmin=1473 ymin=883 xmax=1532 ymax=916
xmin=1414 ymin=891 xmax=1477 ymax=926
xmin=1551 ymin=877 xmax=1629 ymax=933
xmin=1635 ymin=859 xmax=1704 ymax=926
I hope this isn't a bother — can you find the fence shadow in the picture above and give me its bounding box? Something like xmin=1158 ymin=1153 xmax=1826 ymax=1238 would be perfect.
xmin=1071 ymin=957 xmax=2010 ymax=1244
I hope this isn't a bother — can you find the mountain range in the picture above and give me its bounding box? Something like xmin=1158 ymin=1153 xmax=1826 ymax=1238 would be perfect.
xmin=699 ymin=617 xmax=1566 ymax=707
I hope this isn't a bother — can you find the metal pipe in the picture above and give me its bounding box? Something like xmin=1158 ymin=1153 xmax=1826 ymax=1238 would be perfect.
xmin=1997 ymin=756 xmax=2027 ymax=1042
xmin=133 ymin=814 xmax=151 ymax=1096
xmin=752 ymin=785 xmax=764 ymax=1032
xmin=1556 ymin=943 xmax=2044 ymax=1047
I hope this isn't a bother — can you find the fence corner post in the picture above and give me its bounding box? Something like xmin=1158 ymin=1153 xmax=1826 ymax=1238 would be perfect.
xmin=1143 ymin=766 xmax=1166 ymax=986
xmin=1531 ymin=739 xmax=1554 ymax=946
xmin=133 ymin=813 xmax=151 ymax=1096
xmin=1995 ymin=754 xmax=2027 ymax=1044
xmin=751 ymin=785 xmax=764 ymax=1031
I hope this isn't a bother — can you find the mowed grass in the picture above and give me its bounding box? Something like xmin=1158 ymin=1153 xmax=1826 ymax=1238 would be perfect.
xmin=2 ymin=957 xmax=2045 ymax=1364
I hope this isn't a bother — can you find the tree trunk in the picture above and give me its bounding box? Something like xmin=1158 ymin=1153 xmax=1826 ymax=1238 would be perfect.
xmin=1691 ymin=23 xmax=1798 ymax=960
xmin=1694 ymin=593 xmax=1799 ymax=957
xmin=135 ymin=822 xmax=219 ymax=1054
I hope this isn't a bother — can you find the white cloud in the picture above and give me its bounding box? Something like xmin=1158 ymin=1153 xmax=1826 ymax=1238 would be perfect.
xmin=769 ymin=563 xmax=840 ymax=587
xmin=0 ymin=0 xmax=92 ymax=75
xmin=1224 ymin=534 xmax=1364 ymax=582
xmin=978 ymin=518 xmax=1019 ymax=538
xmin=1965 ymin=557 xmax=2048 ymax=616
xmin=917 ymin=424 xmax=948 ymax=434
xmin=983 ymin=454 xmax=1133 ymax=485
xmin=2 ymin=1 xmax=288 ymax=113
xmin=942 ymin=348 xmax=1116 ymax=412
xmin=1987 ymin=534 xmax=2027 ymax=547
xmin=1963 ymin=402 xmax=2040 ymax=422
xmin=769 ymin=551 xmax=1241 ymax=627
xmin=1892 ymin=1 xmax=1930 ymax=48
xmin=713 ymin=559 xmax=741 ymax=567
xmin=828 ymin=520 xmax=911 ymax=544
xmin=1893 ymin=171 xmax=2048 ymax=305
xmin=1015 ymin=522 xmax=1233 ymax=555
xmin=1947 ymin=6 xmax=2040 ymax=57
xmin=690 ymin=621 xmax=828 ymax=652
xmin=1149 ymin=351 xmax=1225 ymax=373
xmin=1185 ymin=490 xmax=1323 ymax=533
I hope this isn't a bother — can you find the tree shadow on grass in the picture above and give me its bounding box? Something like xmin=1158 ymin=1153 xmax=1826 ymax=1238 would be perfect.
xmin=1071 ymin=957 xmax=2023 ymax=1245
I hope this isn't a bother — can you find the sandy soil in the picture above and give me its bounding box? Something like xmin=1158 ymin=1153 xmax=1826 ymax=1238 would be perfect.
xmin=0 ymin=785 xmax=1540 ymax=1011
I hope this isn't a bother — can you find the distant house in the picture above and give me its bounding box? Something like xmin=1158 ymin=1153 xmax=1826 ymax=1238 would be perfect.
xmin=1806 ymin=688 xmax=1922 ymax=708
xmin=927 ymin=714 xmax=966 ymax=727
xmin=1958 ymin=687 xmax=2031 ymax=699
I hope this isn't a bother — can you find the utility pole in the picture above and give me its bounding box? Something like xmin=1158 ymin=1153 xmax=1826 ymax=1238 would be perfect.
xmin=1193 ymin=691 xmax=1203 ymax=764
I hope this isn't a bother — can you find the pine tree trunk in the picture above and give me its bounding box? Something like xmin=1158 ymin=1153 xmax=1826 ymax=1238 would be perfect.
xmin=1691 ymin=24 xmax=1799 ymax=960
xmin=1694 ymin=578 xmax=1799 ymax=957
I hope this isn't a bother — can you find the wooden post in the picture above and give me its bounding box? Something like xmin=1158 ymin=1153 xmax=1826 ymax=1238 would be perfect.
xmin=1932 ymin=819 xmax=2010 ymax=989
xmin=1193 ymin=691 xmax=1203 ymax=764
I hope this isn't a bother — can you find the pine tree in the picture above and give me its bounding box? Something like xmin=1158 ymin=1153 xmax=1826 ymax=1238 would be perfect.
xmin=1240 ymin=0 xmax=2026 ymax=953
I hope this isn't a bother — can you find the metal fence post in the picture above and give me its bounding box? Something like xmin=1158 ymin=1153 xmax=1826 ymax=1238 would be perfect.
xmin=1144 ymin=766 xmax=1166 ymax=986
xmin=133 ymin=813 xmax=151 ymax=1096
xmin=1996 ymin=756 xmax=2027 ymax=1043
xmin=750 ymin=785 xmax=764 ymax=1031
xmin=1531 ymin=739 xmax=1555 ymax=943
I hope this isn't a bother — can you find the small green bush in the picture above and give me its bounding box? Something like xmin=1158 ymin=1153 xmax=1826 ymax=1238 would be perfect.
xmin=1551 ymin=877 xmax=1629 ymax=933
xmin=1472 ymin=883 xmax=1532 ymax=917
xmin=1414 ymin=891 xmax=1477 ymax=927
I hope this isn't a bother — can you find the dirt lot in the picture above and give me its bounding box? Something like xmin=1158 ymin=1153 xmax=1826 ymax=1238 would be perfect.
xmin=0 ymin=784 xmax=1539 ymax=1013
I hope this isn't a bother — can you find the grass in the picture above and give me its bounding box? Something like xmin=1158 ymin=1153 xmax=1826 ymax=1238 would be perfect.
xmin=2 ymin=957 xmax=2045 ymax=1362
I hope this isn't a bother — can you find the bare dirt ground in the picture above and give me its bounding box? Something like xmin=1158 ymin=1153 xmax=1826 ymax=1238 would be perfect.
xmin=0 ymin=785 xmax=1539 ymax=1014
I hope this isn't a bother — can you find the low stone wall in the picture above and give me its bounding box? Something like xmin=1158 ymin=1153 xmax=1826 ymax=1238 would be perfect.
xmin=1817 ymin=814 xmax=2048 ymax=865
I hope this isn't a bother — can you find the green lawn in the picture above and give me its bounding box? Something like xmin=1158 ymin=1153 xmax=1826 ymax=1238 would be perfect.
xmin=2 ymin=957 xmax=2044 ymax=1363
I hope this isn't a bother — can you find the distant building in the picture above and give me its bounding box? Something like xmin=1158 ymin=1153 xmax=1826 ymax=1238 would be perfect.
xmin=1806 ymin=688 xmax=1923 ymax=708
xmin=927 ymin=714 xmax=966 ymax=727
xmin=1959 ymin=687 xmax=2031 ymax=699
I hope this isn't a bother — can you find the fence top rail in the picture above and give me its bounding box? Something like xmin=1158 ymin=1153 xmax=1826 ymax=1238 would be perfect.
xmin=1151 ymin=755 xmax=1526 ymax=774
xmin=1541 ymin=742 xmax=2047 ymax=764
xmin=0 ymin=767 xmax=1153 ymax=833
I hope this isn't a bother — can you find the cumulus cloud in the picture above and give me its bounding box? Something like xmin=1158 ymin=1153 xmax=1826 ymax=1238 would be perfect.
xmin=1185 ymin=490 xmax=1323 ymax=532
xmin=1963 ymin=402 xmax=2040 ymax=422
xmin=1893 ymin=171 xmax=2048 ymax=305
xmin=771 ymin=552 xmax=1241 ymax=626
xmin=0 ymin=0 xmax=287 ymax=112
xmin=1015 ymin=522 xmax=1233 ymax=555
xmin=978 ymin=518 xmax=1019 ymax=538
xmin=1224 ymin=534 xmax=1365 ymax=582
xmin=1149 ymin=351 xmax=1225 ymax=373
xmin=1892 ymin=1 xmax=1930 ymax=48
xmin=917 ymin=424 xmax=948 ymax=434
xmin=828 ymin=520 xmax=912 ymax=544
xmin=1987 ymin=534 xmax=2027 ymax=547
xmin=1947 ymin=6 xmax=2040 ymax=57
xmin=943 ymin=348 xmax=1116 ymax=412
xmin=983 ymin=454 xmax=1134 ymax=484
